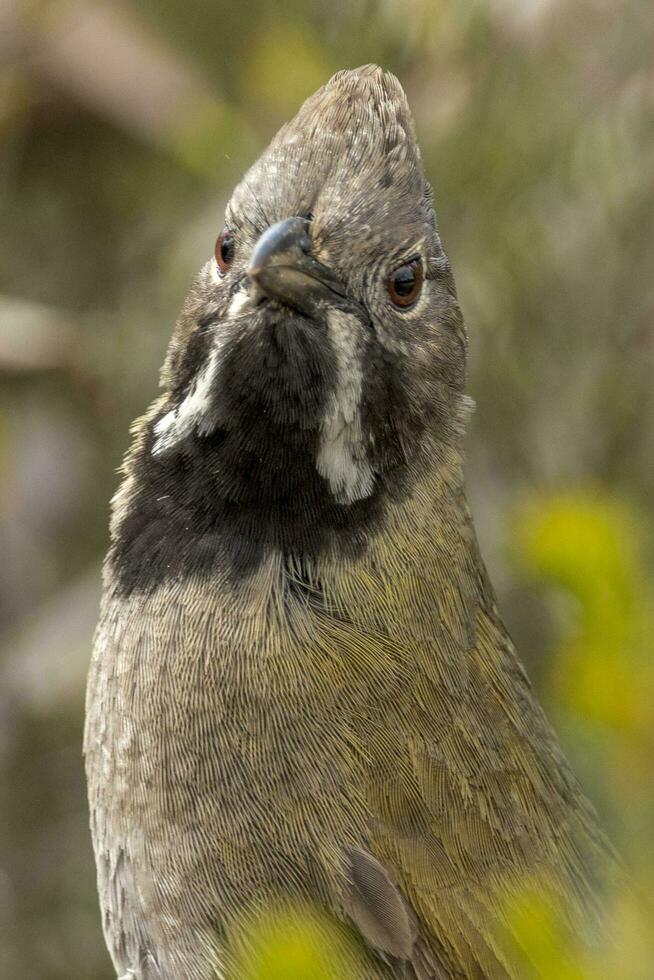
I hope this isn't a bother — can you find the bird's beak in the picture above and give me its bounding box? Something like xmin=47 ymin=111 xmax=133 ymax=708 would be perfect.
xmin=246 ymin=217 xmax=351 ymax=318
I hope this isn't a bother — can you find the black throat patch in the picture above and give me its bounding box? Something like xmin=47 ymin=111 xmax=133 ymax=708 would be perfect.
xmin=109 ymin=310 xmax=422 ymax=594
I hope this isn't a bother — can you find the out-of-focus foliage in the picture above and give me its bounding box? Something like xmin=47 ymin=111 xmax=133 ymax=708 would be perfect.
xmin=514 ymin=493 xmax=652 ymax=739
xmin=0 ymin=0 xmax=652 ymax=977
xmin=230 ymin=906 xmax=367 ymax=980
xmin=514 ymin=493 xmax=654 ymax=840
xmin=500 ymin=875 xmax=652 ymax=980
xmin=507 ymin=491 xmax=654 ymax=977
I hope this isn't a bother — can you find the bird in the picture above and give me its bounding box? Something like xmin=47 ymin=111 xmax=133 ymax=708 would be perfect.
xmin=85 ymin=65 xmax=614 ymax=979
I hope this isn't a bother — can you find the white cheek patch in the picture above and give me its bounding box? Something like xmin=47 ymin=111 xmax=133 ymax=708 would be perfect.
xmin=152 ymin=346 xmax=223 ymax=455
xmin=316 ymin=311 xmax=374 ymax=504
xmin=152 ymin=288 xmax=252 ymax=455
xmin=227 ymin=290 xmax=250 ymax=316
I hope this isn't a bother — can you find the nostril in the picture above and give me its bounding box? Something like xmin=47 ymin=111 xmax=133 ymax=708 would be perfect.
xmin=298 ymin=226 xmax=312 ymax=254
xmin=294 ymin=216 xmax=312 ymax=255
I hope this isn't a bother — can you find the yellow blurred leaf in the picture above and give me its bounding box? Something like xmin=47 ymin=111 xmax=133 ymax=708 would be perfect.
xmin=512 ymin=490 xmax=653 ymax=736
xmin=232 ymin=905 xmax=364 ymax=980
xmin=242 ymin=23 xmax=331 ymax=124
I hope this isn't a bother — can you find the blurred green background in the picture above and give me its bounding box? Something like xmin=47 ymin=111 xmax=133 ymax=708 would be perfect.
xmin=0 ymin=1 xmax=652 ymax=977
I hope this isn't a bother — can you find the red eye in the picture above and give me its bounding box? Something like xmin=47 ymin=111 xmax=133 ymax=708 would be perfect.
xmin=215 ymin=228 xmax=235 ymax=274
xmin=387 ymin=256 xmax=423 ymax=309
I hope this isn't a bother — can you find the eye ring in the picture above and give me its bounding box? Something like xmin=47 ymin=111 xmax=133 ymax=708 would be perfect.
xmin=387 ymin=256 xmax=423 ymax=309
xmin=215 ymin=228 xmax=235 ymax=275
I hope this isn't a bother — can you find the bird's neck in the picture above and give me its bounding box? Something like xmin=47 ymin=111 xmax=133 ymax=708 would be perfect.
xmin=108 ymin=395 xmax=479 ymax=611
xmin=109 ymin=412 xmax=487 ymax=635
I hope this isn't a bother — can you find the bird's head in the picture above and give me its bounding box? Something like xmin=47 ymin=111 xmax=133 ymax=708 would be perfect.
xmin=115 ymin=66 xmax=470 ymax=586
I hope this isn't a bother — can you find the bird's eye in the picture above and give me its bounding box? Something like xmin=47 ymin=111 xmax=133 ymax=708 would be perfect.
xmin=387 ymin=257 xmax=423 ymax=309
xmin=215 ymin=228 xmax=235 ymax=275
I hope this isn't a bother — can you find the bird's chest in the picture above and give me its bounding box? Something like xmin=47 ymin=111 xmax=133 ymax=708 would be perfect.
xmin=90 ymin=586 xmax=375 ymax=879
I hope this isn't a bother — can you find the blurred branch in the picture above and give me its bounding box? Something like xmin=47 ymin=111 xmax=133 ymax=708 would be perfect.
xmin=33 ymin=2 xmax=217 ymax=140
xmin=1 ymin=0 xmax=249 ymax=172
xmin=0 ymin=295 xmax=79 ymax=374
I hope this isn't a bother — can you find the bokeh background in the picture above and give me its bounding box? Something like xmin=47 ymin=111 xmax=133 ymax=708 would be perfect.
xmin=1 ymin=1 xmax=653 ymax=977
